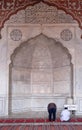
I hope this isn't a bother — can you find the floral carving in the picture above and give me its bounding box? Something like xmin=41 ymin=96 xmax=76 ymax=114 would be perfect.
xmin=10 ymin=29 xmax=22 ymax=41
xmin=60 ymin=29 xmax=73 ymax=41
xmin=0 ymin=0 xmax=82 ymax=35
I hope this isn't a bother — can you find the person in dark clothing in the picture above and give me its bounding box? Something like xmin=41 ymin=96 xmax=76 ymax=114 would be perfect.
xmin=47 ymin=103 xmax=57 ymax=121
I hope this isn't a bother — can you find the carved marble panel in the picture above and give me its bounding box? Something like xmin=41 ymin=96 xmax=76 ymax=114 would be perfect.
xmin=25 ymin=2 xmax=75 ymax=24
xmin=60 ymin=29 xmax=73 ymax=41
xmin=79 ymin=99 xmax=82 ymax=112
xmin=6 ymin=2 xmax=76 ymax=24
xmin=11 ymin=68 xmax=31 ymax=96
xmin=11 ymin=96 xmax=66 ymax=116
xmin=10 ymin=29 xmax=22 ymax=41
xmin=53 ymin=66 xmax=71 ymax=81
xmin=11 ymin=34 xmax=72 ymax=97
xmin=0 ymin=0 xmax=82 ymax=35
xmin=54 ymin=81 xmax=71 ymax=96
xmin=76 ymin=68 xmax=82 ymax=95
xmin=0 ymin=97 xmax=5 ymax=115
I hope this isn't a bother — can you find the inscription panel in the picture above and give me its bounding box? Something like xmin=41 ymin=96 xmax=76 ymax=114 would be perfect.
xmin=7 ymin=2 xmax=75 ymax=24
xmin=25 ymin=2 xmax=75 ymax=24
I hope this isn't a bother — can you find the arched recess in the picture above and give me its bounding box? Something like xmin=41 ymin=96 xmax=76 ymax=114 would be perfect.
xmin=9 ymin=34 xmax=73 ymax=115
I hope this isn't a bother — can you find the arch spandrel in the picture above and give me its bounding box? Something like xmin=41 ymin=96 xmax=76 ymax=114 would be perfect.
xmin=0 ymin=0 xmax=82 ymax=38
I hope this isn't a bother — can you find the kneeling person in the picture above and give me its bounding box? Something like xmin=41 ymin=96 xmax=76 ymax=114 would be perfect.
xmin=60 ymin=107 xmax=71 ymax=122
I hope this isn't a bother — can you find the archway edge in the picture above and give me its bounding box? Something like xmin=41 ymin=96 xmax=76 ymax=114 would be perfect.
xmin=0 ymin=0 xmax=82 ymax=38
xmin=10 ymin=33 xmax=73 ymax=66
xmin=9 ymin=33 xmax=73 ymax=115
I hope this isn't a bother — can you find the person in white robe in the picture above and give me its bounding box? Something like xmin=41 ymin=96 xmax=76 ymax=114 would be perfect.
xmin=60 ymin=107 xmax=71 ymax=122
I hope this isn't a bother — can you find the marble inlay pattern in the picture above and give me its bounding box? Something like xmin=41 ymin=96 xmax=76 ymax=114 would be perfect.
xmin=0 ymin=0 xmax=82 ymax=33
xmin=6 ymin=2 xmax=75 ymax=25
xmin=60 ymin=29 xmax=73 ymax=41
xmin=10 ymin=29 xmax=22 ymax=41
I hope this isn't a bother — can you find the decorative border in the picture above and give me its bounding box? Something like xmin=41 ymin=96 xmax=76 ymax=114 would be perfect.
xmin=0 ymin=0 xmax=82 ymax=37
xmin=10 ymin=29 xmax=22 ymax=41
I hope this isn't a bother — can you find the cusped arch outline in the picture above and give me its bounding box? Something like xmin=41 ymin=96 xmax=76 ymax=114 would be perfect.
xmin=8 ymin=33 xmax=74 ymax=114
xmin=10 ymin=33 xmax=72 ymax=65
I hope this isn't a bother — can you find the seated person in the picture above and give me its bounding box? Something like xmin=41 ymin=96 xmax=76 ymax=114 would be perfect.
xmin=60 ymin=107 xmax=71 ymax=122
xmin=47 ymin=102 xmax=57 ymax=121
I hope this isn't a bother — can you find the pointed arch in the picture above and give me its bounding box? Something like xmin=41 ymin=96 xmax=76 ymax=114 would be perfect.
xmin=9 ymin=34 xmax=73 ymax=115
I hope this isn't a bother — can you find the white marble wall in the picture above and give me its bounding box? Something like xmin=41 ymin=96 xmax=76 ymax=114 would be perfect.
xmin=0 ymin=2 xmax=82 ymax=117
xmin=3 ymin=24 xmax=82 ymax=117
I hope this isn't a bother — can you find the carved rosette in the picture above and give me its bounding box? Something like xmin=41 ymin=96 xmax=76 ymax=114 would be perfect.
xmin=10 ymin=29 xmax=22 ymax=41
xmin=60 ymin=29 xmax=73 ymax=41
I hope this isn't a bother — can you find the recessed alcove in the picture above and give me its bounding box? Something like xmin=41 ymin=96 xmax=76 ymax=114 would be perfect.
xmin=9 ymin=34 xmax=73 ymax=117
